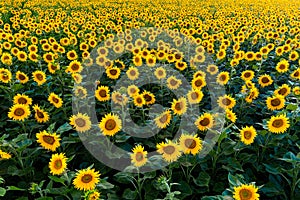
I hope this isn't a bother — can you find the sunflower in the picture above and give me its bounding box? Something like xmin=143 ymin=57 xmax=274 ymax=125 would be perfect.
xmin=289 ymin=50 xmax=299 ymax=61
xmin=179 ymin=134 xmax=202 ymax=155
xmin=195 ymin=113 xmax=214 ymax=131
xmin=28 ymin=52 xmax=39 ymax=62
xmin=171 ymin=97 xmax=187 ymax=115
xmin=233 ymin=184 xmax=260 ymax=200
xmin=193 ymin=70 xmax=206 ymax=79
xmin=187 ymin=89 xmax=204 ymax=104
xmin=106 ymin=67 xmax=121 ymax=80
xmin=43 ymin=52 xmax=55 ymax=63
xmin=49 ymin=153 xmax=67 ymax=175
xmin=73 ymin=168 xmax=100 ymax=191
xmin=133 ymin=94 xmax=145 ymax=107
xmin=258 ymin=74 xmax=273 ymax=88
xmin=241 ymin=70 xmax=255 ymax=81
xmin=154 ymin=67 xmax=167 ymax=80
xmin=240 ymin=126 xmax=257 ymax=145
xmin=48 ymin=63 xmax=60 ymax=74
xmin=1 ymin=52 xmax=12 ymax=65
xmin=8 ymin=104 xmax=31 ymax=121
xmin=17 ymin=51 xmax=27 ymax=62
xmin=0 ymin=150 xmax=12 ymax=160
xmin=191 ymin=76 xmax=206 ymax=90
xmin=217 ymin=95 xmax=236 ymax=109
xmin=167 ymin=76 xmax=182 ymax=90
xmin=112 ymin=91 xmax=128 ymax=106
xmin=95 ymin=86 xmax=110 ymax=102
xmin=74 ymin=86 xmax=87 ymax=99
xmin=132 ymin=55 xmax=143 ymax=67
xmin=16 ymin=71 xmax=29 ymax=84
xmin=13 ymin=94 xmax=32 ymax=106
xmin=207 ymin=64 xmax=219 ymax=75
xmin=36 ymin=130 xmax=61 ymax=151
xmin=130 ymin=145 xmax=148 ymax=167
xmin=126 ymin=67 xmax=139 ymax=80
xmin=86 ymin=190 xmax=101 ymax=200
xmin=146 ymin=55 xmax=156 ymax=67
xmin=66 ymin=60 xmax=83 ymax=74
xmin=290 ymin=68 xmax=300 ymax=80
xmin=142 ymin=91 xmax=156 ymax=105
xmin=216 ymin=71 xmax=230 ymax=85
xmin=216 ymin=49 xmax=226 ymax=60
xmin=156 ymin=141 xmax=182 ymax=162
xmin=244 ymin=51 xmax=255 ymax=61
xmin=32 ymin=70 xmax=47 ymax=86
xmin=127 ymin=85 xmax=140 ymax=97
xmin=274 ymin=84 xmax=291 ymax=97
xmin=293 ymin=86 xmax=300 ymax=95
xmin=33 ymin=105 xmax=50 ymax=123
xmin=154 ymin=110 xmax=172 ymax=129
xmin=276 ymin=59 xmax=289 ymax=73
xmin=69 ymin=113 xmax=92 ymax=133
xmin=267 ymin=114 xmax=290 ymax=134
xmin=48 ymin=93 xmax=63 ymax=108
xmin=0 ymin=68 xmax=12 ymax=83
xmin=266 ymin=95 xmax=285 ymax=110
xmin=175 ymin=61 xmax=187 ymax=71
xmin=245 ymin=87 xmax=259 ymax=103
xmin=194 ymin=53 xmax=206 ymax=63
xmin=225 ymin=109 xmax=237 ymax=123
xmin=67 ymin=50 xmax=78 ymax=60
xmin=99 ymin=113 xmax=122 ymax=136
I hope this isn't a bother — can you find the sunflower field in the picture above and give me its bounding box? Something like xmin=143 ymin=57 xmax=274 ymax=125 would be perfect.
xmin=0 ymin=0 xmax=300 ymax=199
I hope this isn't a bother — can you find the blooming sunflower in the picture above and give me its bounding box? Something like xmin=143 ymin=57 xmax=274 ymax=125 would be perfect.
xmin=187 ymin=89 xmax=204 ymax=104
xmin=217 ymin=95 xmax=236 ymax=109
xmin=154 ymin=110 xmax=172 ymax=129
xmin=167 ymin=76 xmax=182 ymax=90
xmin=32 ymin=70 xmax=47 ymax=86
xmin=276 ymin=59 xmax=289 ymax=73
xmin=293 ymin=86 xmax=300 ymax=95
xmin=156 ymin=141 xmax=182 ymax=162
xmin=99 ymin=113 xmax=122 ymax=136
xmin=142 ymin=91 xmax=156 ymax=105
xmin=126 ymin=67 xmax=139 ymax=80
xmin=130 ymin=144 xmax=148 ymax=167
xmin=274 ymin=84 xmax=291 ymax=97
xmin=8 ymin=104 xmax=31 ymax=121
xmin=245 ymin=87 xmax=259 ymax=103
xmin=13 ymin=94 xmax=32 ymax=106
xmin=0 ymin=68 xmax=12 ymax=83
xmin=33 ymin=105 xmax=49 ymax=123
xmin=48 ymin=93 xmax=63 ymax=108
xmin=206 ymin=64 xmax=219 ymax=75
xmin=49 ymin=153 xmax=67 ymax=175
xmin=195 ymin=113 xmax=214 ymax=131
xmin=267 ymin=114 xmax=290 ymax=134
xmin=16 ymin=71 xmax=29 ymax=84
xmin=95 ymin=86 xmax=110 ymax=102
xmin=112 ymin=91 xmax=128 ymax=106
xmin=171 ymin=97 xmax=187 ymax=115
xmin=127 ymin=85 xmax=140 ymax=97
xmin=240 ymin=126 xmax=257 ymax=145
xmin=179 ymin=134 xmax=202 ymax=155
xmin=216 ymin=71 xmax=230 ymax=85
xmin=48 ymin=63 xmax=60 ymax=74
xmin=67 ymin=50 xmax=78 ymax=60
xmin=106 ymin=67 xmax=121 ymax=80
xmin=73 ymin=168 xmax=100 ymax=191
xmin=290 ymin=68 xmax=300 ymax=80
xmin=241 ymin=70 xmax=255 ymax=81
xmin=74 ymin=86 xmax=88 ymax=99
xmin=66 ymin=60 xmax=83 ymax=74
xmin=154 ymin=67 xmax=167 ymax=80
xmin=69 ymin=113 xmax=92 ymax=133
xmin=233 ymin=184 xmax=260 ymax=200
xmin=133 ymin=94 xmax=145 ymax=107
xmin=132 ymin=55 xmax=143 ymax=67
xmin=225 ymin=109 xmax=237 ymax=123
xmin=86 ymin=190 xmax=101 ymax=200
xmin=191 ymin=76 xmax=206 ymax=90
xmin=258 ymin=74 xmax=273 ymax=88
xmin=36 ymin=131 xmax=61 ymax=151
xmin=266 ymin=95 xmax=285 ymax=110
xmin=244 ymin=51 xmax=255 ymax=61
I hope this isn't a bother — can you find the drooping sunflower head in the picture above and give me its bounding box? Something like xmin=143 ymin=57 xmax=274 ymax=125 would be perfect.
xmin=33 ymin=105 xmax=49 ymax=123
xmin=225 ymin=109 xmax=237 ymax=123
xmin=36 ymin=130 xmax=61 ymax=151
xmin=73 ymin=168 xmax=100 ymax=191
xmin=179 ymin=134 xmax=202 ymax=155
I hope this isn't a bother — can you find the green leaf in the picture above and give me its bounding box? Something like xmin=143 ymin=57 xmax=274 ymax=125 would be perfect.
xmin=36 ymin=197 xmax=53 ymax=200
xmin=97 ymin=179 xmax=114 ymax=190
xmin=56 ymin=123 xmax=72 ymax=134
xmin=113 ymin=172 xmax=134 ymax=184
xmin=286 ymin=104 xmax=298 ymax=111
xmin=228 ymin=173 xmax=243 ymax=187
xmin=122 ymin=188 xmax=137 ymax=199
xmin=0 ymin=187 xmax=6 ymax=197
xmin=48 ymin=176 xmax=66 ymax=185
xmin=194 ymin=171 xmax=211 ymax=187
xmin=263 ymin=164 xmax=281 ymax=175
xmin=6 ymin=186 xmax=26 ymax=191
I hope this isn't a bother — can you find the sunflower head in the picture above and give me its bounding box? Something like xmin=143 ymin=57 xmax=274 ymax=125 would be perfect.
xmin=130 ymin=145 xmax=148 ymax=167
xmin=179 ymin=134 xmax=202 ymax=155
xmin=36 ymin=130 xmax=61 ymax=151
xmin=73 ymin=168 xmax=100 ymax=191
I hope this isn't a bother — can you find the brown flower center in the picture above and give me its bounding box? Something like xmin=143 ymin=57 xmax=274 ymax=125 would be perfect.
xmin=18 ymin=97 xmax=27 ymax=104
xmin=43 ymin=135 xmax=55 ymax=145
xmin=271 ymin=98 xmax=281 ymax=106
xmin=243 ymin=131 xmax=252 ymax=140
xmin=163 ymin=145 xmax=175 ymax=155
xmin=239 ymin=189 xmax=252 ymax=200
xmin=110 ymin=69 xmax=117 ymax=75
xmin=18 ymin=74 xmax=26 ymax=80
xmin=135 ymin=152 xmax=144 ymax=161
xmin=191 ymin=92 xmax=199 ymax=100
xmin=261 ymin=77 xmax=269 ymax=83
xmin=200 ymin=118 xmax=210 ymax=126
xmin=36 ymin=74 xmax=44 ymax=81
xmin=159 ymin=114 xmax=168 ymax=124
xmin=272 ymin=119 xmax=283 ymax=128
xmin=54 ymin=160 xmax=62 ymax=169
xmin=184 ymin=139 xmax=196 ymax=149
xmin=278 ymin=88 xmax=287 ymax=95
xmin=14 ymin=108 xmax=25 ymax=116
xmin=222 ymin=98 xmax=231 ymax=106
xmin=105 ymin=119 xmax=116 ymax=130
xmin=81 ymin=174 xmax=93 ymax=183
xmin=36 ymin=110 xmax=45 ymax=118
xmin=75 ymin=118 xmax=86 ymax=127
